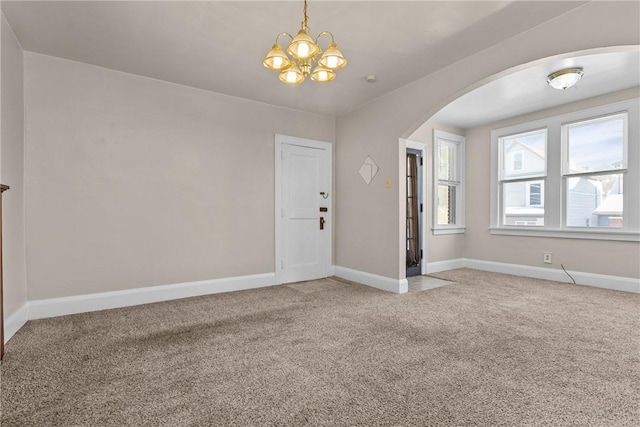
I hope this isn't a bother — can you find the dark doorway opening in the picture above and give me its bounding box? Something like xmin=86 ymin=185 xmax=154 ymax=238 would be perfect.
xmin=406 ymin=150 xmax=422 ymax=277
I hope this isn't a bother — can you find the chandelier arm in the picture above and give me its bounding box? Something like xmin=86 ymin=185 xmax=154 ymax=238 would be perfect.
xmin=315 ymin=31 xmax=335 ymax=46
xmin=275 ymin=32 xmax=294 ymax=46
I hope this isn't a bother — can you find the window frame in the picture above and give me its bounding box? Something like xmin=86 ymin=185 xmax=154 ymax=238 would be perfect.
xmin=490 ymin=98 xmax=639 ymax=242
xmin=433 ymin=129 xmax=465 ymax=235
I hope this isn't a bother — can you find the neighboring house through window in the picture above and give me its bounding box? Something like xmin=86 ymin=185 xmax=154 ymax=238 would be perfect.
xmin=512 ymin=151 xmax=524 ymax=171
xmin=499 ymin=129 xmax=547 ymax=226
xmin=527 ymin=181 xmax=543 ymax=207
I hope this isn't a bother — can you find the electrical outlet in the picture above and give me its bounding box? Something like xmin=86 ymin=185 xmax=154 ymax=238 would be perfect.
xmin=543 ymin=252 xmax=552 ymax=264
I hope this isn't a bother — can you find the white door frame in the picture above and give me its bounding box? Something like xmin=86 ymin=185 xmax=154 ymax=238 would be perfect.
xmin=275 ymin=134 xmax=333 ymax=284
xmin=404 ymin=139 xmax=428 ymax=275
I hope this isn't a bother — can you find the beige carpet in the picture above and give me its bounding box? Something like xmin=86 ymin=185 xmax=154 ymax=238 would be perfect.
xmin=1 ymin=269 xmax=638 ymax=426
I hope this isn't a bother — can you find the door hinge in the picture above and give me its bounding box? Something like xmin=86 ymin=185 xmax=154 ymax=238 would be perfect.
xmin=281 ymin=260 xmax=285 ymax=270
xmin=420 ymin=203 xmax=423 ymax=213
xmin=420 ymin=249 xmax=423 ymax=260
xmin=420 ymin=157 xmax=423 ymax=166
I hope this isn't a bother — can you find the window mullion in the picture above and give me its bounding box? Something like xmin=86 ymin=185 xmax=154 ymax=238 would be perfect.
xmin=563 ymin=169 xmax=627 ymax=179
xmin=499 ymin=176 xmax=545 ymax=185
xmin=545 ymin=124 xmax=562 ymax=229
xmin=438 ymin=179 xmax=460 ymax=186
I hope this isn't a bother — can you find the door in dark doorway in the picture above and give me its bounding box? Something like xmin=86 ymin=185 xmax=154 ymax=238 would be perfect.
xmin=406 ymin=150 xmax=422 ymax=277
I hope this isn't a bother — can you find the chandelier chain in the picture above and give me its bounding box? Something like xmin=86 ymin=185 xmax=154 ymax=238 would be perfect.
xmin=303 ymin=0 xmax=309 ymax=30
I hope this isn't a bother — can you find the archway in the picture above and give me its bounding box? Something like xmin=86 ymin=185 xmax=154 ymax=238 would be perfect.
xmin=400 ymin=46 xmax=639 ymax=283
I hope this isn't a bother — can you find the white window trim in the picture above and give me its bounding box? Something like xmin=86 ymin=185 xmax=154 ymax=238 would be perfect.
xmin=488 ymin=227 xmax=638 ymax=242
xmin=490 ymin=98 xmax=639 ymax=242
xmin=433 ymin=130 xmax=465 ymax=235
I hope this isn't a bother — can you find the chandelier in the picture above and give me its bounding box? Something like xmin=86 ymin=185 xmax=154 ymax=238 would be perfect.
xmin=262 ymin=0 xmax=347 ymax=84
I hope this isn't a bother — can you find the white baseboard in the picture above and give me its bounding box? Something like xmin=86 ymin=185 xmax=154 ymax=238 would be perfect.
xmin=28 ymin=273 xmax=276 ymax=320
xmin=336 ymin=260 xmax=638 ymax=294
xmin=563 ymin=269 xmax=640 ymax=293
xmin=7 ymin=261 xmax=637 ymax=344
xmin=334 ymin=266 xmax=408 ymax=294
xmin=426 ymin=259 xmax=466 ymax=274
xmin=4 ymin=303 xmax=29 ymax=345
xmin=462 ymin=259 xmax=640 ymax=294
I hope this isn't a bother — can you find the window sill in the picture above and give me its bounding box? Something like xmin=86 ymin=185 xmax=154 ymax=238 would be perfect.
xmin=433 ymin=227 xmax=466 ymax=235
xmin=489 ymin=227 xmax=639 ymax=242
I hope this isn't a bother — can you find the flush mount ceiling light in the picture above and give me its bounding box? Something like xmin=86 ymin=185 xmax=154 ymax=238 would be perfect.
xmin=547 ymin=67 xmax=584 ymax=90
xmin=262 ymin=0 xmax=347 ymax=84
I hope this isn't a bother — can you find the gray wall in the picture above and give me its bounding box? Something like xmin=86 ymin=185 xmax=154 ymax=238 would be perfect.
xmin=24 ymin=52 xmax=335 ymax=300
xmin=1 ymin=13 xmax=27 ymax=319
xmin=4 ymin=1 xmax=640 ymax=316
xmin=335 ymin=1 xmax=640 ymax=280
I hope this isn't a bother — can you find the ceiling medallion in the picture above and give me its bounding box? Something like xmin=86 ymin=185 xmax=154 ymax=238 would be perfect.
xmin=262 ymin=0 xmax=347 ymax=84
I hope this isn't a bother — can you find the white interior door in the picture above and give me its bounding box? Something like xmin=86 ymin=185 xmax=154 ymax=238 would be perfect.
xmin=275 ymin=134 xmax=331 ymax=284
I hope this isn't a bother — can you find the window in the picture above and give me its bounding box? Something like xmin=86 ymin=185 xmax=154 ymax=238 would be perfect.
xmin=490 ymin=98 xmax=638 ymax=241
xmin=499 ymin=129 xmax=546 ymax=226
xmin=563 ymin=113 xmax=626 ymax=229
xmin=433 ymin=130 xmax=465 ymax=234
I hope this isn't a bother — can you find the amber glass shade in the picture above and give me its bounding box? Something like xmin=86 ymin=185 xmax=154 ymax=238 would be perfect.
xmin=279 ymin=63 xmax=305 ymax=84
xmin=263 ymin=43 xmax=291 ymax=71
xmin=310 ymin=66 xmax=336 ymax=83
xmin=318 ymin=42 xmax=347 ymax=70
xmin=287 ymin=28 xmax=320 ymax=60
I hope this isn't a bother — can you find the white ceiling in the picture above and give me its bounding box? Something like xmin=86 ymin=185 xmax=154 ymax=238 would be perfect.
xmin=431 ymin=50 xmax=640 ymax=129
xmin=2 ymin=0 xmax=595 ymax=119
